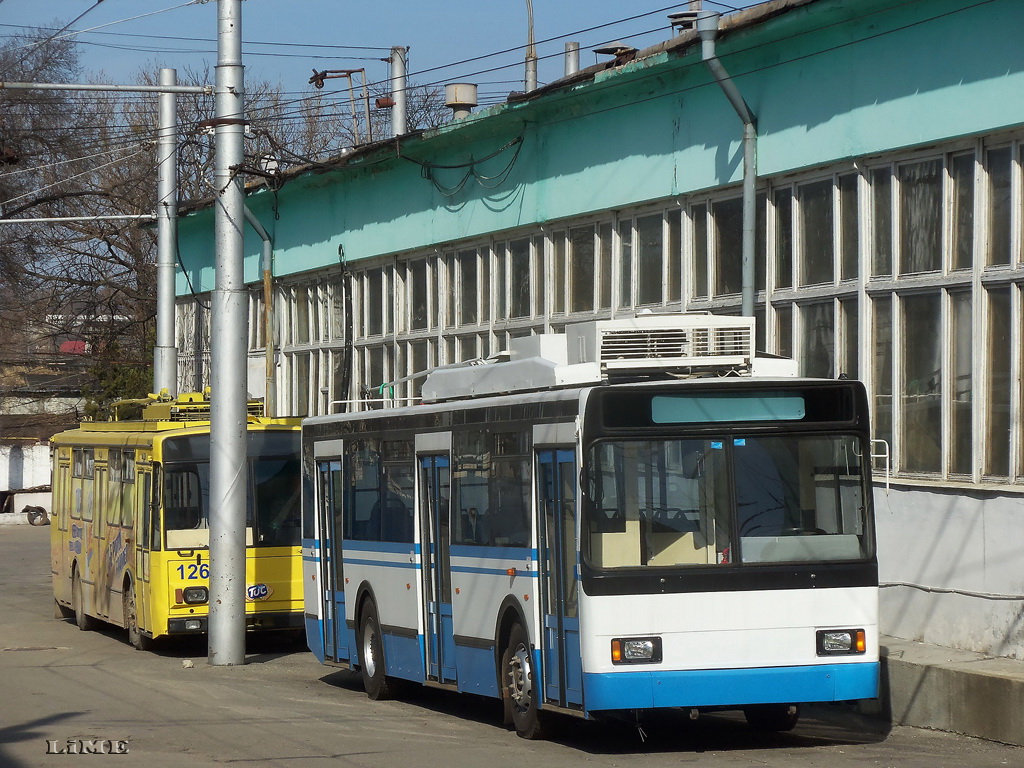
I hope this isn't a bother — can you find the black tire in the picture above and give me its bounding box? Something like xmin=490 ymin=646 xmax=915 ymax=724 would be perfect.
xmin=72 ymin=569 xmax=97 ymax=632
xmin=123 ymin=582 xmax=154 ymax=651
xmin=502 ymin=622 xmax=546 ymax=739
xmin=359 ymin=600 xmax=395 ymax=700
xmin=743 ymin=703 xmax=800 ymax=731
xmin=25 ymin=506 xmax=49 ymax=526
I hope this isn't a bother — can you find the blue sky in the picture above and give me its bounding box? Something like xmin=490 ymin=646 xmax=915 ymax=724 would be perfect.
xmin=0 ymin=1 xmax=758 ymax=101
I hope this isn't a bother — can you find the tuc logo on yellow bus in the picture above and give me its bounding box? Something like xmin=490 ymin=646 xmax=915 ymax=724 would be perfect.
xmin=246 ymin=583 xmax=274 ymax=602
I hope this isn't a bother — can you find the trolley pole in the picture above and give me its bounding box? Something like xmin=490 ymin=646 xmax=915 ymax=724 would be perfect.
xmin=153 ymin=68 xmax=179 ymax=397
xmin=208 ymin=0 xmax=249 ymax=666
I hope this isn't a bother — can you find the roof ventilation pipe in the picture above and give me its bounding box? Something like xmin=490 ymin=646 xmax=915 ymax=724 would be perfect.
xmin=564 ymin=42 xmax=580 ymax=76
xmin=445 ymin=83 xmax=478 ymax=120
xmin=390 ymin=46 xmax=408 ymax=136
xmin=696 ymin=10 xmax=757 ymax=318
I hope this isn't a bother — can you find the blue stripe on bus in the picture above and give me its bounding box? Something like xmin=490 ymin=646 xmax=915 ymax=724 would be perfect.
xmin=343 ymin=540 xmax=421 ymax=555
xmin=450 ymin=565 xmax=539 ymax=577
xmin=343 ymin=558 xmax=419 ymax=570
xmin=449 ymin=545 xmax=537 ymax=559
xmin=582 ymin=662 xmax=879 ymax=712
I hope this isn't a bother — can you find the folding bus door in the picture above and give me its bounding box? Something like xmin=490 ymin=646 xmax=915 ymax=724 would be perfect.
xmin=317 ymin=458 xmax=349 ymax=663
xmin=537 ymin=448 xmax=583 ymax=708
xmin=419 ymin=454 xmax=456 ymax=683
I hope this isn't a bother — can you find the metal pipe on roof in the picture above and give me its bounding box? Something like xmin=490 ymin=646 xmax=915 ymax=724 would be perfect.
xmin=564 ymin=42 xmax=580 ymax=77
xmin=525 ymin=0 xmax=538 ymax=92
xmin=697 ymin=10 xmax=757 ymax=318
xmin=390 ymin=46 xmax=408 ymax=136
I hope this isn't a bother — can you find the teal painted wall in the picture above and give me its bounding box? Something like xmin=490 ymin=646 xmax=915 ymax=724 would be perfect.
xmin=177 ymin=0 xmax=1024 ymax=294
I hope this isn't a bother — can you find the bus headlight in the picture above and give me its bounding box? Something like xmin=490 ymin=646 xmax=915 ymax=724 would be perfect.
xmin=816 ymin=628 xmax=866 ymax=655
xmin=182 ymin=587 xmax=209 ymax=605
xmin=611 ymin=637 xmax=663 ymax=664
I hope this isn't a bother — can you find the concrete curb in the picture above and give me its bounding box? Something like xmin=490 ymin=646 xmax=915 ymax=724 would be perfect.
xmin=871 ymin=636 xmax=1024 ymax=746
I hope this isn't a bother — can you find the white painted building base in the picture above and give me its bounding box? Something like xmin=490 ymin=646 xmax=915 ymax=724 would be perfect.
xmin=875 ymin=485 xmax=1024 ymax=660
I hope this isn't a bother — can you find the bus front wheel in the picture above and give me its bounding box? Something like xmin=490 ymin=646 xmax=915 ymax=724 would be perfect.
xmin=359 ymin=600 xmax=395 ymax=700
xmin=123 ymin=583 xmax=153 ymax=651
xmin=502 ymin=623 xmax=546 ymax=739
xmin=72 ymin=569 xmax=97 ymax=632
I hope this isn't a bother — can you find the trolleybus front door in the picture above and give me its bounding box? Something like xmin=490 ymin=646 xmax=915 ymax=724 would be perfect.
xmin=318 ymin=459 xmax=349 ymax=663
xmin=419 ymin=455 xmax=456 ymax=683
xmin=537 ymin=448 xmax=583 ymax=708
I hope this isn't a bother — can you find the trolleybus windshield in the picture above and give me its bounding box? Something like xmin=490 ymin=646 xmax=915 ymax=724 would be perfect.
xmin=162 ymin=432 xmax=300 ymax=550
xmin=585 ymin=433 xmax=871 ymax=569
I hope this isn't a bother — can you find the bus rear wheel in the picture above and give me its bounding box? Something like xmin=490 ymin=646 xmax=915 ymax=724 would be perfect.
xmin=72 ymin=569 xmax=97 ymax=632
xmin=502 ymin=623 xmax=546 ymax=740
xmin=743 ymin=703 xmax=800 ymax=731
xmin=123 ymin=583 xmax=153 ymax=651
xmin=359 ymin=600 xmax=395 ymax=700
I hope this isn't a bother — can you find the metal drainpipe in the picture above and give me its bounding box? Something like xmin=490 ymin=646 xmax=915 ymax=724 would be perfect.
xmin=697 ymin=10 xmax=757 ymax=318
xmin=242 ymin=205 xmax=275 ymax=417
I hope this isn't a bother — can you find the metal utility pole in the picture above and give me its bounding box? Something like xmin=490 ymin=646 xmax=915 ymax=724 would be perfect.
xmin=154 ymin=68 xmax=179 ymax=397
xmin=525 ymin=0 xmax=538 ymax=92
xmin=390 ymin=46 xmax=408 ymax=136
xmin=208 ymin=0 xmax=249 ymax=667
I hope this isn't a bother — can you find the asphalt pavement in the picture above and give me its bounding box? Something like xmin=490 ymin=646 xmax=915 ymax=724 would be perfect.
xmin=1 ymin=524 xmax=1021 ymax=768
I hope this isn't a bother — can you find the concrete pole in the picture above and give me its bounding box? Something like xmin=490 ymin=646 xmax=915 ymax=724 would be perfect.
xmin=208 ymin=0 xmax=248 ymax=666
xmin=154 ymin=68 xmax=179 ymax=397
xmin=391 ymin=46 xmax=408 ymax=136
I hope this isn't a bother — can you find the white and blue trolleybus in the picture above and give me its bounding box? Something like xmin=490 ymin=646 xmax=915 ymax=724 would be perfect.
xmin=302 ymin=314 xmax=878 ymax=738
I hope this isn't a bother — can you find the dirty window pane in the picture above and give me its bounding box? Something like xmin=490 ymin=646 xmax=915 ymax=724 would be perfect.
xmin=901 ymin=293 xmax=941 ymax=473
xmin=692 ymin=204 xmax=709 ymax=299
xmin=458 ymin=250 xmax=477 ymax=325
xmin=774 ymin=189 xmax=793 ymax=289
xmin=410 ymin=260 xmax=428 ymax=330
xmin=987 ymin=147 xmax=1012 ymax=267
xmin=637 ymin=214 xmax=663 ymax=305
xmin=775 ymin=304 xmax=792 ymax=359
xmin=600 ymin=223 xmax=614 ymax=309
xmin=493 ymin=245 xmax=506 ymax=319
xmin=366 ymin=269 xmax=383 ymax=336
xmin=799 ymin=179 xmax=834 ymax=286
xmin=873 ymin=296 xmax=893 ymax=466
xmin=985 ymin=287 xmax=1012 ymax=476
xmin=509 ymin=239 xmax=531 ymax=318
xmin=618 ymin=220 xmax=633 ymax=307
xmin=950 ymin=292 xmax=972 ymax=475
xmin=714 ymin=197 xmax=742 ymax=296
xmin=871 ymin=168 xmax=893 ymax=277
xmin=801 ymin=301 xmax=834 ymax=378
xmin=839 ymin=174 xmax=859 ymax=281
xmin=840 ymin=297 xmax=858 ymax=380
xmin=899 ymin=160 xmax=942 ymax=274
xmin=553 ymin=232 xmax=566 ymax=314
xmin=570 ymin=226 xmax=595 ymax=313
xmin=756 ymin=192 xmax=767 ymax=292
xmin=295 ymin=289 xmax=310 ymax=345
xmin=667 ymin=211 xmax=681 ymax=302
xmin=951 ymin=153 xmax=974 ymax=270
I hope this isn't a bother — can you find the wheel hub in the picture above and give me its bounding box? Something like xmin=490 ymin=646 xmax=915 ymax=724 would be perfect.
xmin=507 ymin=645 xmax=532 ymax=707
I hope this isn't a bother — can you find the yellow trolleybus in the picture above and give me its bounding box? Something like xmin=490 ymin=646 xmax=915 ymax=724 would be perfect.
xmin=51 ymin=392 xmax=302 ymax=650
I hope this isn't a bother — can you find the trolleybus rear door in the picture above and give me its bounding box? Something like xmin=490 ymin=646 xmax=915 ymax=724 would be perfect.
xmin=317 ymin=459 xmax=349 ymax=663
xmin=419 ymin=454 xmax=456 ymax=682
xmin=537 ymin=448 xmax=583 ymax=707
